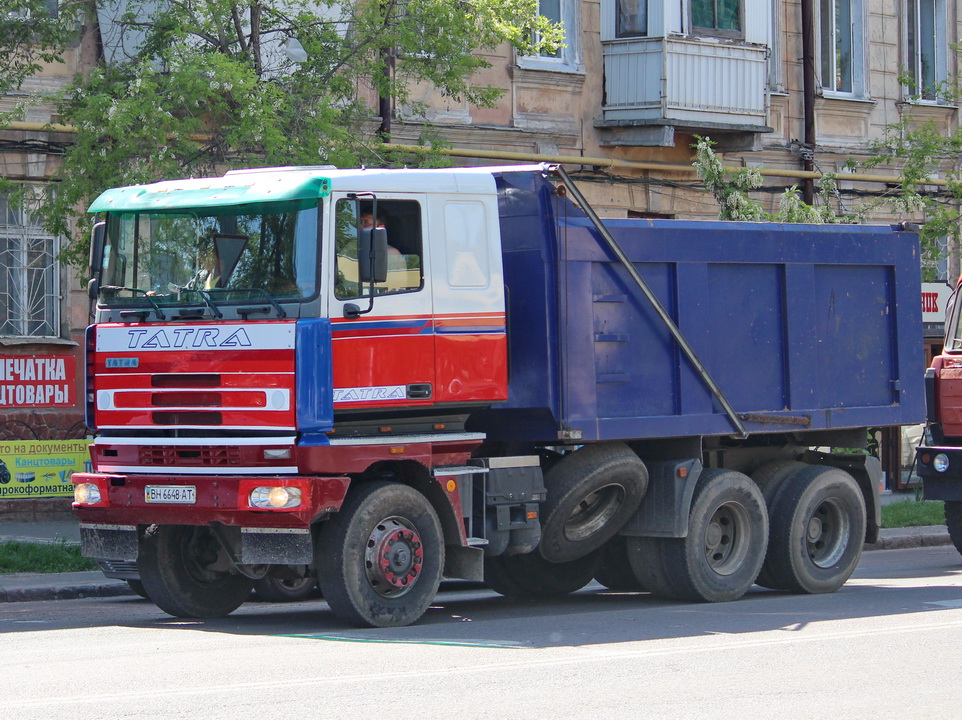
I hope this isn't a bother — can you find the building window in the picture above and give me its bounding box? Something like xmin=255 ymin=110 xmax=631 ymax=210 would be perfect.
xmin=616 ymin=0 xmax=647 ymax=37
xmin=691 ymin=0 xmax=742 ymax=36
xmin=520 ymin=0 xmax=581 ymax=71
xmin=819 ymin=0 xmax=865 ymax=96
xmin=907 ymin=0 xmax=945 ymax=100
xmin=0 ymin=193 xmax=60 ymax=339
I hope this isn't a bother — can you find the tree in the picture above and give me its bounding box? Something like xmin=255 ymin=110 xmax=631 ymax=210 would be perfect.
xmin=691 ymin=136 xmax=845 ymax=224
xmin=11 ymin=0 xmax=561 ymax=263
xmin=0 ymin=0 xmax=82 ymax=102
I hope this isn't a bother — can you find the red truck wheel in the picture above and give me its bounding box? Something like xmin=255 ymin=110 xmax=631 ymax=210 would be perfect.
xmin=138 ymin=525 xmax=254 ymax=618
xmin=316 ymin=481 xmax=444 ymax=628
xmin=946 ymin=502 xmax=962 ymax=557
xmin=538 ymin=443 xmax=648 ymax=563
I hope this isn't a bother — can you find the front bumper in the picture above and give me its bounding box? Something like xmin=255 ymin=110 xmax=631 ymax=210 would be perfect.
xmin=916 ymin=446 xmax=962 ymax=501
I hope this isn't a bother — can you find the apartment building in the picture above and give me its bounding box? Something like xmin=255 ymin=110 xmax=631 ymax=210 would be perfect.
xmin=0 ymin=1 xmax=954 ymax=504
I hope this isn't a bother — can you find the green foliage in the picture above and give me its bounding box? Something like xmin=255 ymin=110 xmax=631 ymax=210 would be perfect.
xmin=21 ymin=0 xmax=563 ymax=265
xmin=0 ymin=540 xmax=97 ymax=574
xmin=0 ymin=0 xmax=83 ymax=106
xmin=692 ymin=136 xmax=847 ymax=224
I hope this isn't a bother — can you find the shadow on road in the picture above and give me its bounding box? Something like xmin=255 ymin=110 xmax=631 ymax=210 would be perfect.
xmin=3 ymin=546 xmax=962 ymax=648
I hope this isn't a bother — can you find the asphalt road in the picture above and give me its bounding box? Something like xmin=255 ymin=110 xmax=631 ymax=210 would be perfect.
xmin=1 ymin=545 xmax=961 ymax=720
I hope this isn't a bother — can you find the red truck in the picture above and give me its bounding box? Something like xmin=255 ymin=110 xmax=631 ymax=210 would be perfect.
xmin=74 ymin=164 xmax=923 ymax=627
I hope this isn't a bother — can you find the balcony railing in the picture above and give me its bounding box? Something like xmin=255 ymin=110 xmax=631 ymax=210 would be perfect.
xmin=602 ymin=37 xmax=769 ymax=130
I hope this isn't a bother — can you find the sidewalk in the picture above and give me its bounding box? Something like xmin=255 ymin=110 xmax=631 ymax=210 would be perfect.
xmin=0 ymin=518 xmax=955 ymax=604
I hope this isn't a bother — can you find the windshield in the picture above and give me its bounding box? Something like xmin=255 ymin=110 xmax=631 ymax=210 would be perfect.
xmin=99 ymin=202 xmax=319 ymax=307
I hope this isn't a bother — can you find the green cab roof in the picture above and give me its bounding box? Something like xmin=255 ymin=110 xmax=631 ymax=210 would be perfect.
xmin=87 ymin=167 xmax=332 ymax=214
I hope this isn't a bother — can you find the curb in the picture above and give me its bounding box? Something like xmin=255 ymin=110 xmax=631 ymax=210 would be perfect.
xmin=0 ymin=582 xmax=133 ymax=603
xmin=863 ymin=527 xmax=953 ymax=552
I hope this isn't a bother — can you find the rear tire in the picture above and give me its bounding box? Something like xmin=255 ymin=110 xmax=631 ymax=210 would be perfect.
xmin=946 ymin=501 xmax=962 ymax=557
xmin=751 ymin=460 xmax=806 ymax=589
xmin=661 ymin=469 xmax=768 ymax=603
xmin=594 ymin=535 xmax=646 ymax=591
xmin=316 ymin=482 xmax=444 ymax=628
xmin=138 ymin=525 xmax=254 ymax=618
xmin=765 ymin=466 xmax=865 ymax=594
xmin=484 ymin=550 xmax=600 ymax=598
xmin=538 ymin=443 xmax=648 ymax=563
xmin=625 ymin=536 xmax=678 ymax=599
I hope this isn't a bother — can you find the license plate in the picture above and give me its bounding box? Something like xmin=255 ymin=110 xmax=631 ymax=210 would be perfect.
xmin=145 ymin=485 xmax=196 ymax=504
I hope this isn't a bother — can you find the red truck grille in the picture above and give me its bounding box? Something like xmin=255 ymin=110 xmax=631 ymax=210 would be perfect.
xmin=138 ymin=445 xmax=241 ymax=467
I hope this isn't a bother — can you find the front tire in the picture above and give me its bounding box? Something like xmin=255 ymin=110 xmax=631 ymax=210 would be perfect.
xmin=946 ymin=501 xmax=962 ymax=557
xmin=138 ymin=525 xmax=254 ymax=618
xmin=661 ymin=469 xmax=768 ymax=603
xmin=316 ymin=482 xmax=444 ymax=628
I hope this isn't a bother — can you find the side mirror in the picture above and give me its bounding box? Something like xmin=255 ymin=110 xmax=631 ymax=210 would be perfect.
xmin=358 ymin=227 xmax=388 ymax=284
xmin=89 ymin=221 xmax=106 ymax=279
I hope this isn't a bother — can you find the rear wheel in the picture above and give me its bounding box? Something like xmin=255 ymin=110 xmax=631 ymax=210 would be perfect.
xmin=594 ymin=535 xmax=646 ymax=591
xmin=661 ymin=469 xmax=768 ymax=603
xmin=751 ymin=460 xmax=806 ymax=589
xmin=316 ymin=482 xmax=443 ymax=628
xmin=626 ymin=536 xmax=679 ymax=599
xmin=484 ymin=550 xmax=601 ymax=598
xmin=946 ymin=501 xmax=962 ymax=557
xmin=538 ymin=443 xmax=648 ymax=563
xmin=765 ymin=466 xmax=865 ymax=594
xmin=138 ymin=525 xmax=254 ymax=618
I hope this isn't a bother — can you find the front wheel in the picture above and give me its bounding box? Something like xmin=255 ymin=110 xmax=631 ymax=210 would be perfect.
xmin=138 ymin=525 xmax=254 ymax=618
xmin=946 ymin=501 xmax=962 ymax=557
xmin=316 ymin=482 xmax=444 ymax=628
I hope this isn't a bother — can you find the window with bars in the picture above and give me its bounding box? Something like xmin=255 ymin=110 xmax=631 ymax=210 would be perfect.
xmin=0 ymin=194 xmax=60 ymax=339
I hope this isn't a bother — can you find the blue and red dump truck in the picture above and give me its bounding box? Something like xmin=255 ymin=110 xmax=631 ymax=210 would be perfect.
xmin=72 ymin=164 xmax=924 ymax=627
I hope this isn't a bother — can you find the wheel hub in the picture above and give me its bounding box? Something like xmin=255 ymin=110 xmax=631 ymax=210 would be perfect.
xmin=564 ymin=483 xmax=626 ymax=542
xmin=703 ymin=502 xmax=751 ymax=576
xmin=365 ymin=517 xmax=423 ymax=598
xmin=806 ymin=500 xmax=850 ymax=568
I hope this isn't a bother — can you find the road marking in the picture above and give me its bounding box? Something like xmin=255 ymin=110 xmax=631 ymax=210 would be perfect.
xmin=926 ymin=599 xmax=962 ymax=608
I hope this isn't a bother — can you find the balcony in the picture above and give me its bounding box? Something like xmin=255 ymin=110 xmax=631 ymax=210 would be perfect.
xmin=600 ymin=37 xmax=771 ymax=148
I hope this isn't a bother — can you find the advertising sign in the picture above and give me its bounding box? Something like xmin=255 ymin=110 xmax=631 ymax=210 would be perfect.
xmin=0 ymin=355 xmax=76 ymax=407
xmin=922 ymin=282 xmax=955 ymax=324
xmin=0 ymin=439 xmax=92 ymax=499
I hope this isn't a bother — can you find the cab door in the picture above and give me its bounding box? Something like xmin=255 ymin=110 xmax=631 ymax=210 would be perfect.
xmin=327 ymin=193 xmax=435 ymax=413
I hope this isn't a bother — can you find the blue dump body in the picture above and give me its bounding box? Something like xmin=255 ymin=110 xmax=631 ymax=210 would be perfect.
xmin=477 ymin=171 xmax=925 ymax=443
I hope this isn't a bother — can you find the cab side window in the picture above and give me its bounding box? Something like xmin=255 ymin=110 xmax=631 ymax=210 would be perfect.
xmin=334 ymin=199 xmax=423 ymax=299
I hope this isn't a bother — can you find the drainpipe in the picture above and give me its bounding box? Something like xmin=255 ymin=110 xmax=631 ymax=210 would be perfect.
xmin=801 ymin=0 xmax=817 ymax=204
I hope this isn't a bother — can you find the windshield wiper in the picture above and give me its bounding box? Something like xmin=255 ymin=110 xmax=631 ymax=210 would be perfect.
xmin=231 ymin=288 xmax=287 ymax=319
xmin=179 ymin=289 xmax=223 ymax=319
xmin=100 ymin=285 xmax=167 ymax=321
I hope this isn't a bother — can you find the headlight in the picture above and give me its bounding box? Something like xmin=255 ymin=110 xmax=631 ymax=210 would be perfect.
xmin=249 ymin=486 xmax=302 ymax=509
xmin=934 ymin=454 xmax=950 ymax=473
xmin=74 ymin=483 xmax=102 ymax=505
